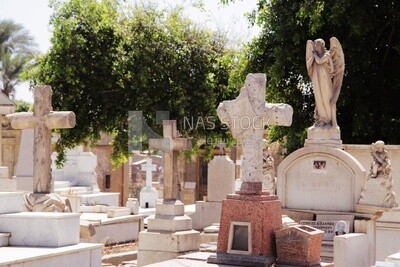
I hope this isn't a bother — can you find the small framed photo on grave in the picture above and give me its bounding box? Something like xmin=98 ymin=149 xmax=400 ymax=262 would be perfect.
xmin=312 ymin=160 xmax=327 ymax=171
xmin=227 ymin=221 xmax=252 ymax=255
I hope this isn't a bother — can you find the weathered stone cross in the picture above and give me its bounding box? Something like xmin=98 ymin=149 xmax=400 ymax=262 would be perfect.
xmin=6 ymin=85 xmax=76 ymax=193
xmin=141 ymin=158 xmax=157 ymax=188
xmin=217 ymin=73 xmax=293 ymax=194
xmin=149 ymin=120 xmax=191 ymax=200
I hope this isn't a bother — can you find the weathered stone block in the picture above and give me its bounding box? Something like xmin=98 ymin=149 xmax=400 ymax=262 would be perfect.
xmin=276 ymin=225 xmax=323 ymax=266
xmin=334 ymin=233 xmax=369 ymax=267
xmin=138 ymin=230 xmax=199 ymax=252
xmin=0 ymin=212 xmax=80 ymax=247
xmin=0 ymin=191 xmax=24 ymax=214
xmin=147 ymin=214 xmax=193 ymax=231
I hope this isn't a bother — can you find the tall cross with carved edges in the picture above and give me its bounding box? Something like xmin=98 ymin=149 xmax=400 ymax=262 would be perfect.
xmin=6 ymin=85 xmax=76 ymax=193
xmin=141 ymin=158 xmax=157 ymax=189
xmin=149 ymin=120 xmax=191 ymax=200
xmin=217 ymin=73 xmax=292 ymax=194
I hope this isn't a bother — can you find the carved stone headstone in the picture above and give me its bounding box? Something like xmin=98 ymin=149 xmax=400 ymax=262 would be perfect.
xmin=207 ymin=156 xmax=235 ymax=202
xmin=190 ymin=154 xmax=235 ymax=230
xmin=277 ymin=146 xmax=365 ymax=212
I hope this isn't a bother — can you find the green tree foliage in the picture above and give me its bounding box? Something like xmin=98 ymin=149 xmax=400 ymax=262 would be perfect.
xmin=29 ymin=0 xmax=238 ymax=165
xmin=227 ymin=0 xmax=400 ymax=152
xmin=0 ymin=19 xmax=37 ymax=98
xmin=14 ymin=99 xmax=32 ymax=112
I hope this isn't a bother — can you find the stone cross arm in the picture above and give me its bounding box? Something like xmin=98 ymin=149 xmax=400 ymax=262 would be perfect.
xmin=264 ymin=103 xmax=293 ymax=127
xmin=149 ymin=138 xmax=191 ymax=152
xmin=7 ymin=111 xmax=76 ymax=130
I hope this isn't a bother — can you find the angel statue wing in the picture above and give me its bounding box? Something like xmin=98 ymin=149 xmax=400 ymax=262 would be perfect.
xmin=329 ymin=37 xmax=345 ymax=105
xmin=305 ymin=40 xmax=314 ymax=79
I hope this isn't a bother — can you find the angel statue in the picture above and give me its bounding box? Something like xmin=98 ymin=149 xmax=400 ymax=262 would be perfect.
xmin=306 ymin=37 xmax=344 ymax=128
xmin=370 ymin=140 xmax=391 ymax=178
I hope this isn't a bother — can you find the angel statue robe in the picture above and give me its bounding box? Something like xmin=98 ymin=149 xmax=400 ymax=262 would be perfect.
xmin=306 ymin=37 xmax=344 ymax=128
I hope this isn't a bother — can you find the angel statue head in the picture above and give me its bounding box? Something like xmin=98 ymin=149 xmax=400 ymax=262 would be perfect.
xmin=306 ymin=37 xmax=345 ymax=128
xmin=313 ymin=38 xmax=327 ymax=56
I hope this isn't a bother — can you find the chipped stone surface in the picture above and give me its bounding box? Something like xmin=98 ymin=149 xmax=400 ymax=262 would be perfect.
xmin=276 ymin=225 xmax=323 ymax=266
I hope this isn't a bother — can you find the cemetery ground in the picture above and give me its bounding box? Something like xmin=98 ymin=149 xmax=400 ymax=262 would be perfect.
xmin=102 ymin=241 xmax=138 ymax=256
xmin=102 ymin=241 xmax=138 ymax=267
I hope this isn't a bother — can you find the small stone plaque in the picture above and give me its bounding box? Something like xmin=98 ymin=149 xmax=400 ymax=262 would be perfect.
xmin=300 ymin=220 xmax=349 ymax=241
xmin=227 ymin=221 xmax=252 ymax=255
xmin=231 ymin=225 xmax=249 ymax=251
xmin=316 ymin=214 xmax=354 ymax=233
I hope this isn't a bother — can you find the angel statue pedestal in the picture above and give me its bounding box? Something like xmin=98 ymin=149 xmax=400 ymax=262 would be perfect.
xmin=305 ymin=126 xmax=342 ymax=148
xmin=304 ymin=37 xmax=345 ymax=149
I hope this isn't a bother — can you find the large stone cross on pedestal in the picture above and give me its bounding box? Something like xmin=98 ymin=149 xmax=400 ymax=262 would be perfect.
xmin=149 ymin=120 xmax=191 ymax=200
xmin=217 ymin=73 xmax=293 ymax=195
xmin=6 ymin=85 xmax=76 ymax=194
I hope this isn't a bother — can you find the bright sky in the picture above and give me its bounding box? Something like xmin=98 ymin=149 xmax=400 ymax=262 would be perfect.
xmin=0 ymin=0 xmax=261 ymax=103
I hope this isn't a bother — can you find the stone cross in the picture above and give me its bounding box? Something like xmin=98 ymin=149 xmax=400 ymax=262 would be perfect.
xmin=217 ymin=73 xmax=292 ymax=194
xmin=141 ymin=158 xmax=157 ymax=188
xmin=6 ymin=85 xmax=76 ymax=193
xmin=149 ymin=120 xmax=191 ymax=200
xmin=217 ymin=142 xmax=226 ymax=156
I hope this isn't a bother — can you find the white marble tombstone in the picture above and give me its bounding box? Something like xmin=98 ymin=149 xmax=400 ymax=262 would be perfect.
xmin=13 ymin=129 xmax=34 ymax=191
xmin=51 ymin=146 xmax=99 ymax=192
xmin=277 ymin=146 xmax=365 ymax=212
xmin=207 ymin=155 xmax=235 ymax=202
xmin=190 ymin=155 xmax=236 ymax=230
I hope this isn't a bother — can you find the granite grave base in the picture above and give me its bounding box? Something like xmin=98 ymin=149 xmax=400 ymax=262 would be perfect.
xmin=207 ymin=192 xmax=282 ymax=266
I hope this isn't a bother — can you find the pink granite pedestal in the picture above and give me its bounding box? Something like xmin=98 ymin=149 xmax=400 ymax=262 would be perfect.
xmin=207 ymin=190 xmax=282 ymax=267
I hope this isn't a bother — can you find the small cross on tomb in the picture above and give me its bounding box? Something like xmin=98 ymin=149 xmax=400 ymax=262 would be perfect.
xmin=6 ymin=85 xmax=76 ymax=193
xmin=149 ymin=120 xmax=191 ymax=200
xmin=141 ymin=158 xmax=157 ymax=188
